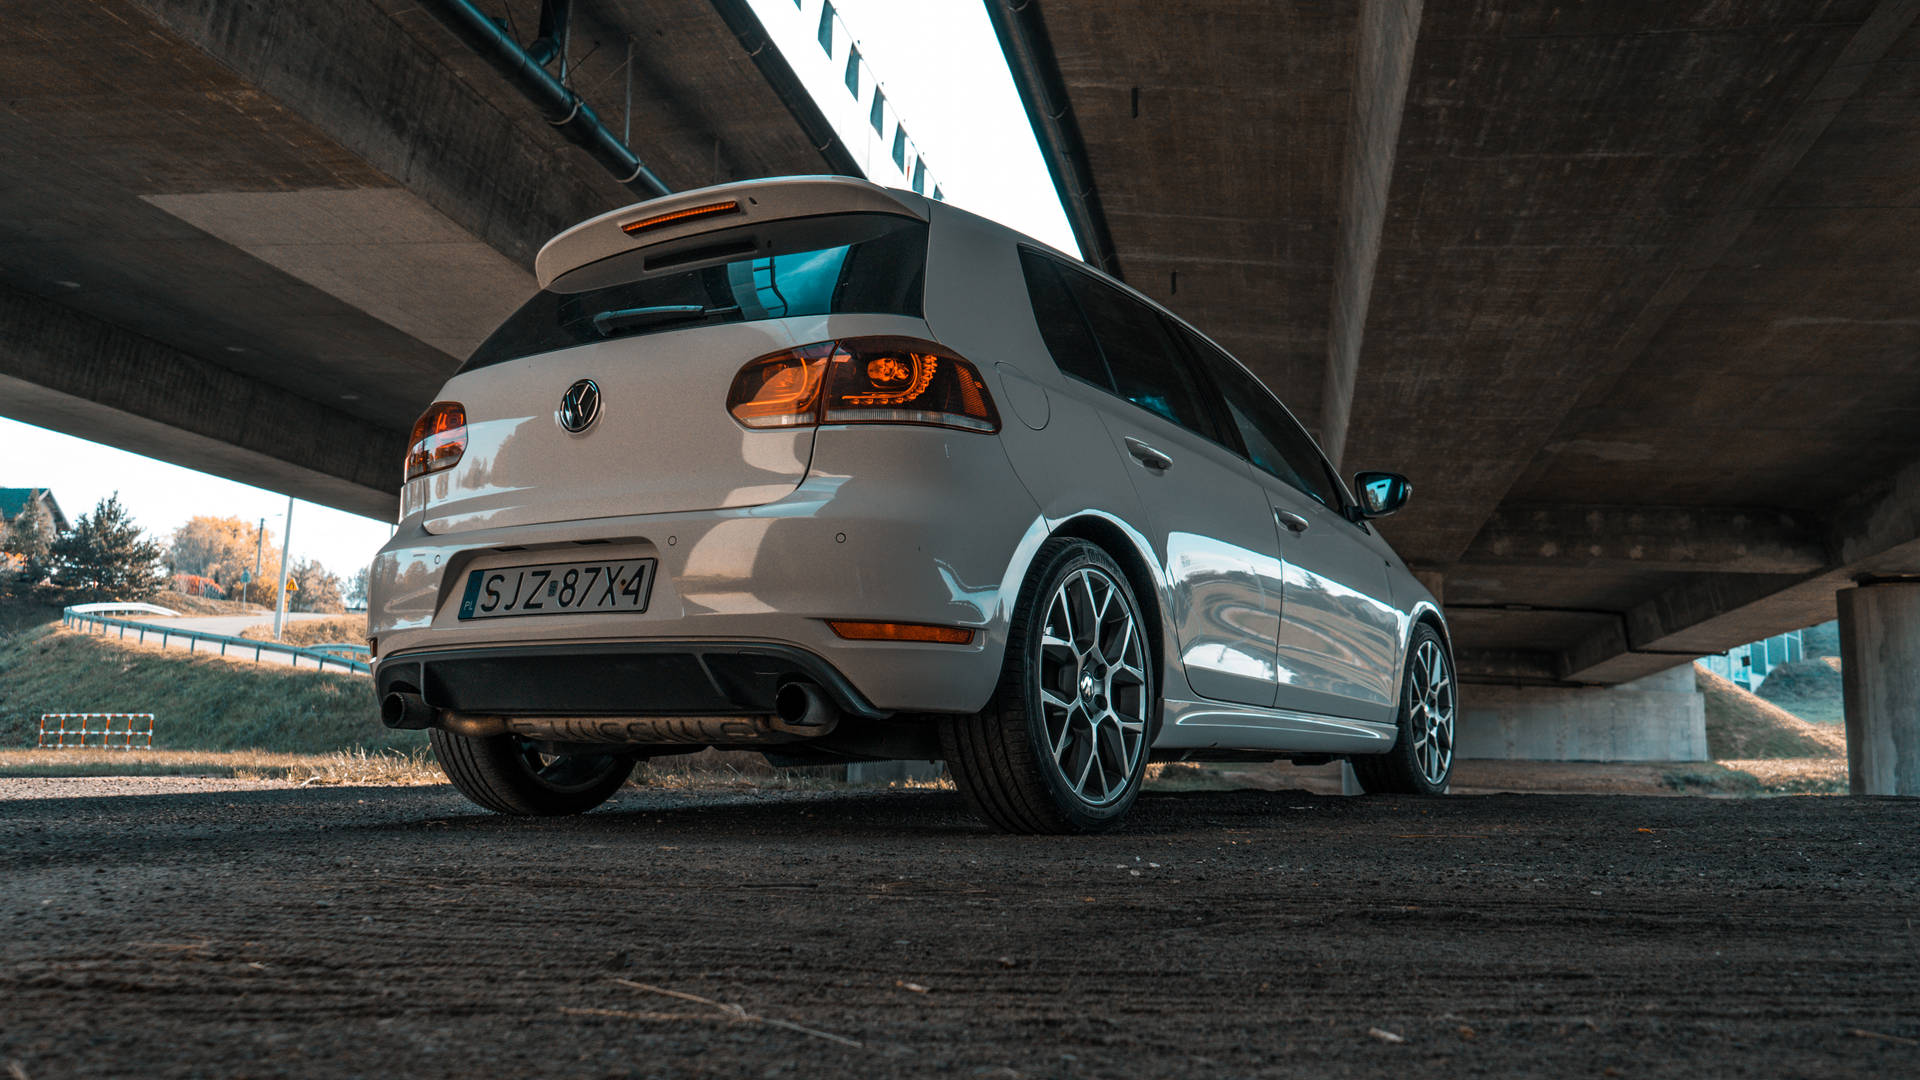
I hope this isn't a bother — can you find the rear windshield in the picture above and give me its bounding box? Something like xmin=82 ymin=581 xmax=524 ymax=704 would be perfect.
xmin=460 ymin=213 xmax=928 ymax=373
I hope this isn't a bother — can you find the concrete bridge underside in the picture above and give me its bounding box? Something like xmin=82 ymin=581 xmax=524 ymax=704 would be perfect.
xmin=989 ymin=0 xmax=1920 ymax=707
xmin=6 ymin=0 xmax=1920 ymax=786
xmin=0 ymin=0 xmax=843 ymax=518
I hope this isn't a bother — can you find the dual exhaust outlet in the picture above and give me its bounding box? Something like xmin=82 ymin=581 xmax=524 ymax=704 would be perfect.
xmin=379 ymin=680 xmax=840 ymax=745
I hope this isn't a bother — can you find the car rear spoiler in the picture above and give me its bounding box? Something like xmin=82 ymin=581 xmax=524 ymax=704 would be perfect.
xmin=534 ymin=176 xmax=930 ymax=290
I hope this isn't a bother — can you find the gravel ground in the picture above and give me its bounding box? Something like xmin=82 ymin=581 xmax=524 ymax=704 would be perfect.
xmin=2 ymin=780 xmax=1916 ymax=1078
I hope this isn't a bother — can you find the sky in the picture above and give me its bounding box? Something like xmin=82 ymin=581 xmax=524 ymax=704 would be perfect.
xmin=0 ymin=2 xmax=1067 ymax=577
xmin=0 ymin=418 xmax=395 ymax=578
xmin=742 ymin=0 xmax=1077 ymax=254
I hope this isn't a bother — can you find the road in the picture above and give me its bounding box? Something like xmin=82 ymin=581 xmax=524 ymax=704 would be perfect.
xmin=2 ymin=780 xmax=1915 ymax=1078
xmin=144 ymin=612 xmax=339 ymax=638
xmin=73 ymin=612 xmax=361 ymax=673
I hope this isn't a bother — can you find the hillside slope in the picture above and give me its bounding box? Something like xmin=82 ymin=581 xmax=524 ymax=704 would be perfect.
xmin=1757 ymin=656 xmax=1845 ymax=727
xmin=1 ymin=624 xmax=416 ymax=754
xmin=1695 ymin=664 xmax=1845 ymax=759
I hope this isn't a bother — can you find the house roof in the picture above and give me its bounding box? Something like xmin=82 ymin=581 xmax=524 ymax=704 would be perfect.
xmin=0 ymin=488 xmax=69 ymax=532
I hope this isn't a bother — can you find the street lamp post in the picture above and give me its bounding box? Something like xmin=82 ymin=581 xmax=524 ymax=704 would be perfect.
xmin=272 ymin=497 xmax=294 ymax=641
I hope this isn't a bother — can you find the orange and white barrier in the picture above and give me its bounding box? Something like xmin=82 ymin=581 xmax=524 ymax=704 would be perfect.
xmin=37 ymin=713 xmax=156 ymax=750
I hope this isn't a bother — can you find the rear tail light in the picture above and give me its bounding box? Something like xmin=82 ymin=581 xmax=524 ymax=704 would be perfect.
xmin=404 ymin=401 xmax=466 ymax=482
xmin=726 ymin=337 xmax=999 ymax=433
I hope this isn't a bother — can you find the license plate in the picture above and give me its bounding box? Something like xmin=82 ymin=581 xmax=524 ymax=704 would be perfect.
xmin=457 ymin=558 xmax=655 ymax=620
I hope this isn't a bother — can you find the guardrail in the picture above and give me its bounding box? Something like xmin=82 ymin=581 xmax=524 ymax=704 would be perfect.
xmin=61 ymin=608 xmax=371 ymax=675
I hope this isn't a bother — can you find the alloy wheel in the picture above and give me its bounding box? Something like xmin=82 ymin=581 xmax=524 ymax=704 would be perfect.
xmin=1408 ymin=638 xmax=1455 ymax=786
xmin=1036 ymin=566 xmax=1149 ymax=807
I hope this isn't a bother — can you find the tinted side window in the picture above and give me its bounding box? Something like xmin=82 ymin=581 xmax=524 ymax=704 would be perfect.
xmin=1059 ymin=270 xmax=1223 ymax=442
xmin=1178 ymin=328 xmax=1343 ymax=508
xmin=1017 ymin=249 xmax=1111 ymax=389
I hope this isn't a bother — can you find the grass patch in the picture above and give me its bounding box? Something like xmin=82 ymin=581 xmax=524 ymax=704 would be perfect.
xmin=238 ymin=616 xmax=366 ymax=648
xmin=0 ymin=624 xmax=419 ymax=754
xmin=153 ymin=591 xmax=273 ymax=616
xmin=1662 ymin=759 xmax=1848 ymax=796
xmin=1756 ymin=657 xmax=1845 ymax=727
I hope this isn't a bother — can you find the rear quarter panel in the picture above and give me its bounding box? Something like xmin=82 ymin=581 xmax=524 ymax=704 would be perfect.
xmin=919 ymin=204 xmax=1195 ymax=702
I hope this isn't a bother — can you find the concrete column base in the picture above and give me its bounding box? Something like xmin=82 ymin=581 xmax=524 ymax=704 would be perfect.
xmin=1838 ymin=583 xmax=1920 ymax=796
xmin=846 ymin=760 xmax=945 ymax=785
xmin=1455 ymin=666 xmax=1708 ymax=762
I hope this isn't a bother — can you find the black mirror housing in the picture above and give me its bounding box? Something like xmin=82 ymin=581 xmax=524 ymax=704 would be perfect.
xmin=1350 ymin=470 xmax=1411 ymax=519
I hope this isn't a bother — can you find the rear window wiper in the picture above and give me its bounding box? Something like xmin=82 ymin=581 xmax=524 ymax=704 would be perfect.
xmin=590 ymin=304 xmax=739 ymax=337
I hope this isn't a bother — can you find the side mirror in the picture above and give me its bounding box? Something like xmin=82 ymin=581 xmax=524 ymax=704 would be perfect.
xmin=1350 ymin=470 xmax=1411 ymax=519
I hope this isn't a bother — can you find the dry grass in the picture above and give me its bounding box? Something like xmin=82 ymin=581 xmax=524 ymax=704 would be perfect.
xmin=154 ymin=591 xmax=272 ymax=616
xmin=0 ymin=747 xmax=443 ymax=784
xmin=238 ymin=616 xmax=366 ymax=648
xmin=1686 ymin=758 xmax=1850 ymax=795
xmin=1695 ymin=663 xmax=1845 ymax=759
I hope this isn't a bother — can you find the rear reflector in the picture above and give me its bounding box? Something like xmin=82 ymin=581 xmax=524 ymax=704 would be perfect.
xmin=620 ymin=200 xmax=741 ymax=236
xmin=827 ymin=620 xmax=975 ymax=645
xmin=404 ymin=401 xmax=466 ymax=482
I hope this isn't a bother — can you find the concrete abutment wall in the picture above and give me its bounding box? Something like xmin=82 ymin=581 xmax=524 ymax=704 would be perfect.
xmin=1456 ymin=666 xmax=1709 ymax=762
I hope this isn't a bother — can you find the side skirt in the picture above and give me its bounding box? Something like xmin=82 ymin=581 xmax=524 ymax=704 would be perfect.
xmin=1151 ymin=697 xmax=1398 ymax=756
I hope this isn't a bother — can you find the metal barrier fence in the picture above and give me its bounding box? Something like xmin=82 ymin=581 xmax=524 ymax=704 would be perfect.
xmin=39 ymin=713 xmax=156 ymax=749
xmin=60 ymin=608 xmax=371 ymax=675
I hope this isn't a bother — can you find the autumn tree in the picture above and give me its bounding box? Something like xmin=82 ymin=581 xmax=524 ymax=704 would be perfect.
xmin=46 ymin=494 xmax=167 ymax=603
xmin=288 ymin=558 xmax=345 ymax=613
xmin=169 ymin=516 xmax=276 ymax=583
xmin=2 ymin=499 xmax=57 ymax=593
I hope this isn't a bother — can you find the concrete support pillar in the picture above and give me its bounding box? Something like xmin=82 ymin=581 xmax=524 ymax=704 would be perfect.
xmin=1837 ymin=583 xmax=1920 ymax=796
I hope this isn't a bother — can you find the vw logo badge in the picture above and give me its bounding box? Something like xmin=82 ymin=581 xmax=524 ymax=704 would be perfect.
xmin=557 ymin=378 xmax=601 ymax=434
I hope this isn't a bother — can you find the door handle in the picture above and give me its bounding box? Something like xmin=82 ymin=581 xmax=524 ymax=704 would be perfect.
xmin=1275 ymin=508 xmax=1311 ymax=534
xmin=1124 ymin=437 xmax=1173 ymax=471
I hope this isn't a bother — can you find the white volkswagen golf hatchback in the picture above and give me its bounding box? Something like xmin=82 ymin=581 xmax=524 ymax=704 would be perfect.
xmin=368 ymin=177 xmax=1454 ymax=833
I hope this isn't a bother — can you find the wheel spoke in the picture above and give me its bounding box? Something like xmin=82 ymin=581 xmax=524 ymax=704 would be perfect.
xmin=1052 ymin=713 xmax=1076 ymax=762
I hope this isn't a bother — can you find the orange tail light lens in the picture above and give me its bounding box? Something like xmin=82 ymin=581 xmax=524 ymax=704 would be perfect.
xmin=404 ymin=401 xmax=466 ymax=482
xmin=725 ymin=337 xmax=999 ymax=433
xmin=827 ymin=620 xmax=976 ymax=645
xmin=727 ymin=343 xmax=832 ymax=428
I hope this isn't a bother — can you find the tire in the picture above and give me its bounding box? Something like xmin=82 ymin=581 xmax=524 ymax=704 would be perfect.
xmin=1351 ymin=622 xmax=1455 ymax=795
xmin=429 ymin=728 xmax=635 ymax=816
xmin=941 ymin=537 xmax=1155 ymax=834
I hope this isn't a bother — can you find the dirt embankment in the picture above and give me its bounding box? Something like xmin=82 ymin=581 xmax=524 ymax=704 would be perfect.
xmin=1695 ymin=663 xmax=1845 ymax=759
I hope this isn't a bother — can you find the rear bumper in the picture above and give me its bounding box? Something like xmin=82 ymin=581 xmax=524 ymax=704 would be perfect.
xmin=367 ymin=425 xmax=1048 ymax=714
xmin=374 ymin=641 xmax=884 ymax=719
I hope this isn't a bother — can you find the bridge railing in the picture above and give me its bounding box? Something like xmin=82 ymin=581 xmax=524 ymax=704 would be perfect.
xmin=61 ymin=608 xmax=371 ymax=675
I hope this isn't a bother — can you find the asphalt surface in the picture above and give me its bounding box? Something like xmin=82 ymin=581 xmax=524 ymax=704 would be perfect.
xmin=2 ymin=780 xmax=1916 ymax=1079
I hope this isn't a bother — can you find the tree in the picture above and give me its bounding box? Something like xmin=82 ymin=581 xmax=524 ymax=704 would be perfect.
xmin=2 ymin=498 xmax=57 ymax=591
xmin=169 ymin=516 xmax=278 ymax=595
xmin=46 ymin=494 xmax=167 ymax=603
xmin=288 ymin=558 xmax=345 ymax=613
xmin=346 ymin=565 xmax=370 ymax=610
